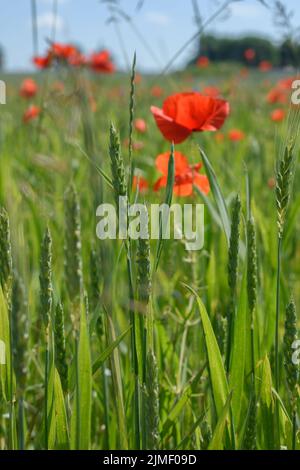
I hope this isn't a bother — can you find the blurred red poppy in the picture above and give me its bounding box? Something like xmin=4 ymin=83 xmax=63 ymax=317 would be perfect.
xmin=244 ymin=48 xmax=255 ymax=61
xmin=259 ymin=60 xmax=272 ymax=72
xmin=134 ymin=118 xmax=147 ymax=133
xmin=228 ymin=129 xmax=245 ymax=141
xmin=135 ymin=73 xmax=142 ymax=84
xmin=154 ymin=151 xmax=210 ymax=197
xmin=33 ymin=54 xmax=51 ymax=69
xmin=151 ymin=85 xmax=163 ymax=98
xmin=214 ymin=132 xmax=225 ymax=143
xmin=23 ymin=105 xmax=41 ymax=123
xmin=270 ymin=109 xmax=285 ymax=122
xmin=267 ymin=87 xmax=287 ymax=104
xmin=20 ymin=78 xmax=38 ymax=99
xmin=51 ymin=42 xmax=78 ymax=60
xmin=89 ymin=50 xmax=115 ymax=73
xmin=197 ymin=56 xmax=210 ymax=68
xmin=132 ymin=175 xmax=149 ymax=193
xmin=151 ymin=92 xmax=230 ymax=144
xmin=203 ymin=86 xmax=220 ymax=97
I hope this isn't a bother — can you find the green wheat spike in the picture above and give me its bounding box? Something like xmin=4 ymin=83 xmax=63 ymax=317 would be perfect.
xmin=228 ymin=194 xmax=241 ymax=299
xmin=109 ymin=123 xmax=127 ymax=207
xmin=276 ymin=142 xmax=295 ymax=239
xmin=0 ymin=207 xmax=13 ymax=302
xmin=64 ymin=183 xmax=83 ymax=319
xmin=12 ymin=274 xmax=29 ymax=392
xmin=54 ymin=302 xmax=68 ymax=393
xmin=284 ymin=300 xmax=299 ymax=405
xmin=39 ymin=227 xmax=53 ymax=329
xmin=247 ymin=217 xmax=258 ymax=316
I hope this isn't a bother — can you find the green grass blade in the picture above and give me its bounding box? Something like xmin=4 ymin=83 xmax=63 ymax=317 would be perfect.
xmin=154 ymin=143 xmax=175 ymax=272
xmin=92 ymin=325 xmax=131 ymax=375
xmin=71 ymin=304 xmax=92 ymax=450
xmin=199 ymin=147 xmax=230 ymax=246
xmin=208 ymin=392 xmax=233 ymax=450
xmin=54 ymin=368 xmax=69 ymax=449
xmin=184 ymin=284 xmax=229 ymax=417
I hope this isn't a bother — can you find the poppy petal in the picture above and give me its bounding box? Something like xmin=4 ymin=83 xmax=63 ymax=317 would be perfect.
xmin=153 ymin=176 xmax=167 ymax=191
xmin=155 ymin=151 xmax=189 ymax=175
xmin=150 ymin=106 xmax=191 ymax=143
xmin=174 ymin=183 xmax=193 ymax=197
xmin=194 ymin=174 xmax=210 ymax=195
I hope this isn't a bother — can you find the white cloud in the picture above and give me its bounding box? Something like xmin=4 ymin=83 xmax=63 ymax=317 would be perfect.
xmin=145 ymin=11 xmax=171 ymax=26
xmin=229 ymin=2 xmax=262 ymax=19
xmin=37 ymin=12 xmax=64 ymax=31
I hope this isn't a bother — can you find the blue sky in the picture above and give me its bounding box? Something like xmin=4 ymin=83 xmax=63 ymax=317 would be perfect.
xmin=1 ymin=0 xmax=300 ymax=73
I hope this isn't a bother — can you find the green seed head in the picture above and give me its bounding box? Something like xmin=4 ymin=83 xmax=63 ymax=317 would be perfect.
xmin=284 ymin=299 xmax=298 ymax=400
xmin=39 ymin=227 xmax=53 ymax=329
xmin=247 ymin=217 xmax=258 ymax=316
xmin=276 ymin=142 xmax=295 ymax=239
xmin=137 ymin=236 xmax=151 ymax=308
xmin=228 ymin=195 xmax=241 ymax=300
xmin=54 ymin=302 xmax=68 ymax=393
xmin=12 ymin=273 xmax=28 ymax=391
xmin=109 ymin=123 xmax=127 ymax=206
xmin=64 ymin=183 xmax=83 ymax=305
xmin=0 ymin=207 xmax=13 ymax=301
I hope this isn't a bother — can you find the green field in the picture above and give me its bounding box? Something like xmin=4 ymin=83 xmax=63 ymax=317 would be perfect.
xmin=0 ymin=61 xmax=299 ymax=450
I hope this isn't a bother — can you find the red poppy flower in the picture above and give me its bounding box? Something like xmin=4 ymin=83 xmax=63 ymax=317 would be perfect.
xmin=33 ymin=54 xmax=52 ymax=69
xmin=151 ymin=92 xmax=230 ymax=144
xmin=203 ymin=86 xmax=220 ymax=97
xmin=244 ymin=48 xmax=256 ymax=61
xmin=154 ymin=151 xmax=210 ymax=197
xmin=214 ymin=132 xmax=225 ymax=143
xmin=51 ymin=42 xmax=78 ymax=60
xmin=270 ymin=109 xmax=285 ymax=122
xmin=135 ymin=73 xmax=142 ymax=85
xmin=132 ymin=175 xmax=149 ymax=193
xmin=266 ymin=87 xmax=287 ymax=104
xmin=268 ymin=177 xmax=276 ymax=189
xmin=134 ymin=118 xmax=147 ymax=133
xmin=239 ymin=67 xmax=249 ymax=78
xmin=89 ymin=50 xmax=115 ymax=73
xmin=23 ymin=105 xmax=41 ymax=123
xmin=20 ymin=78 xmax=38 ymax=99
xmin=197 ymin=56 xmax=210 ymax=68
xmin=151 ymin=86 xmax=163 ymax=98
xmin=277 ymin=76 xmax=296 ymax=89
xmin=228 ymin=129 xmax=245 ymax=142
xmin=68 ymin=51 xmax=87 ymax=67
xmin=259 ymin=60 xmax=272 ymax=72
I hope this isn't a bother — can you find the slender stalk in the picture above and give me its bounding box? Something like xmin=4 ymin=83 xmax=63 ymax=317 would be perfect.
xmin=275 ymin=237 xmax=282 ymax=392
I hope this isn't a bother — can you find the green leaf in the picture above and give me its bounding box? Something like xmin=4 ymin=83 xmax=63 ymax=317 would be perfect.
xmin=184 ymin=284 xmax=229 ymax=416
xmin=154 ymin=143 xmax=175 ymax=272
xmin=199 ymin=147 xmax=230 ymax=246
xmin=0 ymin=287 xmax=10 ymax=401
xmin=106 ymin=314 xmax=128 ymax=449
xmin=92 ymin=325 xmax=131 ymax=375
xmin=208 ymin=392 xmax=233 ymax=450
xmin=161 ymin=389 xmax=190 ymax=438
xmin=71 ymin=303 xmax=92 ymax=450
xmin=54 ymin=368 xmax=69 ymax=449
